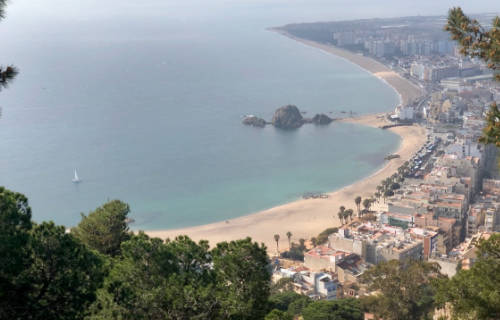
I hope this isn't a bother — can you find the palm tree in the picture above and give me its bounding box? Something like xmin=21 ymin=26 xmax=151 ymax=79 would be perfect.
xmin=362 ymin=198 xmax=372 ymax=213
xmin=286 ymin=231 xmax=292 ymax=250
xmin=311 ymin=237 xmax=318 ymax=247
xmin=384 ymin=189 xmax=394 ymax=203
xmin=384 ymin=178 xmax=392 ymax=187
xmin=299 ymin=238 xmax=305 ymax=248
xmin=274 ymin=234 xmax=280 ymax=254
xmin=355 ymin=196 xmax=362 ymax=217
xmin=397 ymin=167 xmax=404 ymax=175
xmin=346 ymin=209 xmax=354 ymax=222
xmin=375 ymin=192 xmax=381 ymax=203
xmin=338 ymin=206 xmax=346 ymax=224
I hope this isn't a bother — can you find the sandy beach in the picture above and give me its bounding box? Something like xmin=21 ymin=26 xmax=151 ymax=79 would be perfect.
xmin=145 ymin=32 xmax=427 ymax=252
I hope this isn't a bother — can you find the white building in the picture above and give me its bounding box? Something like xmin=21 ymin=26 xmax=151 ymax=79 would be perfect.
xmin=395 ymin=105 xmax=414 ymax=120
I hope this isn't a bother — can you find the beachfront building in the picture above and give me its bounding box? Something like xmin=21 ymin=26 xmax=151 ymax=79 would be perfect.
xmin=394 ymin=105 xmax=414 ymax=121
xmin=303 ymin=246 xmax=351 ymax=272
xmin=328 ymin=224 xmax=424 ymax=264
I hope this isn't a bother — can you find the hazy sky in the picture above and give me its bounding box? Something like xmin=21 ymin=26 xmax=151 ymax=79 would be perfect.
xmin=4 ymin=0 xmax=500 ymax=23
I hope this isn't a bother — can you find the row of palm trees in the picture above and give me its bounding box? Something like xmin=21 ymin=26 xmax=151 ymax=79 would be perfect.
xmin=273 ymin=162 xmax=413 ymax=253
xmin=280 ymin=160 xmax=413 ymax=251
xmin=337 ymin=206 xmax=354 ymax=225
xmin=374 ymin=161 xmax=409 ymax=203
xmin=273 ymin=231 xmax=293 ymax=254
xmin=336 ymin=195 xmax=377 ymax=225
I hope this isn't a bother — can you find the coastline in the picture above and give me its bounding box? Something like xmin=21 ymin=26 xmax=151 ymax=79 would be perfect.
xmin=271 ymin=29 xmax=422 ymax=105
xmin=145 ymin=32 xmax=427 ymax=252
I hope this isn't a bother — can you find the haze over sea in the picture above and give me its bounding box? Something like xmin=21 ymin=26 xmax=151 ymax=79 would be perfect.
xmin=0 ymin=0 xmax=493 ymax=229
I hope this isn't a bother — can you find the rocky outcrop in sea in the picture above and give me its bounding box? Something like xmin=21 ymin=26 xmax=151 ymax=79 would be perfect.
xmin=272 ymin=105 xmax=304 ymax=129
xmin=242 ymin=105 xmax=335 ymax=129
xmin=310 ymin=113 xmax=334 ymax=125
xmin=242 ymin=115 xmax=267 ymax=128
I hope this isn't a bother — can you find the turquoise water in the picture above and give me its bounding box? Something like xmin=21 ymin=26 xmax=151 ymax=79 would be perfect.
xmin=0 ymin=0 xmax=407 ymax=229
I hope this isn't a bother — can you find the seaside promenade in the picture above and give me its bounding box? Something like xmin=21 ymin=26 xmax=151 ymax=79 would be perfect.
xmin=146 ymin=34 xmax=427 ymax=252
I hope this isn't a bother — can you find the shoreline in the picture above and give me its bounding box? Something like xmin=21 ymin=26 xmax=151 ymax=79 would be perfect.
xmin=270 ymin=28 xmax=422 ymax=106
xmin=145 ymin=32 xmax=427 ymax=252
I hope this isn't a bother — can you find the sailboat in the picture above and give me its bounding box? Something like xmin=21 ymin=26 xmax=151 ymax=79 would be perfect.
xmin=72 ymin=169 xmax=81 ymax=183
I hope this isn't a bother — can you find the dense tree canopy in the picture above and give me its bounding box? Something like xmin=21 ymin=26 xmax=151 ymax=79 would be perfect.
xmin=88 ymin=233 xmax=271 ymax=320
xmin=301 ymin=299 xmax=363 ymax=320
xmin=270 ymin=278 xmax=296 ymax=294
xmin=434 ymin=234 xmax=500 ymax=319
xmin=0 ymin=190 xmax=106 ymax=320
xmin=264 ymin=309 xmax=293 ymax=320
xmin=71 ymin=200 xmax=131 ymax=256
xmin=360 ymin=260 xmax=441 ymax=320
xmin=269 ymin=291 xmax=307 ymax=312
xmin=213 ymin=238 xmax=271 ymax=319
xmin=0 ymin=188 xmax=33 ymax=318
xmin=22 ymin=222 xmax=106 ymax=320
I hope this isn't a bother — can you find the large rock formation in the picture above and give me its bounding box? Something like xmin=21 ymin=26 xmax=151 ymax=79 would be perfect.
xmin=272 ymin=105 xmax=304 ymax=129
xmin=242 ymin=115 xmax=267 ymax=128
xmin=311 ymin=113 xmax=334 ymax=125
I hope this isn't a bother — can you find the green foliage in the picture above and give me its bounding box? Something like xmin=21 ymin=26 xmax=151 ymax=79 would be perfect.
xmin=269 ymin=291 xmax=304 ymax=311
xmin=0 ymin=1 xmax=17 ymax=90
xmin=338 ymin=206 xmax=346 ymax=224
xmin=23 ymin=222 xmax=106 ymax=320
xmin=91 ymin=233 xmax=219 ymax=320
xmin=0 ymin=188 xmax=33 ymax=317
xmin=287 ymin=294 xmax=312 ymax=316
xmin=355 ymin=196 xmax=362 ymax=215
xmin=274 ymin=234 xmax=281 ymax=253
xmin=0 ymin=65 xmax=18 ymax=90
xmin=265 ymin=309 xmax=293 ymax=320
xmin=478 ymin=102 xmax=500 ymax=148
xmin=0 ymin=187 xmax=32 ymax=278
xmin=286 ymin=231 xmax=292 ymax=249
xmin=281 ymin=240 xmax=307 ymax=261
xmin=0 ymin=190 xmax=106 ymax=320
xmin=362 ymin=198 xmax=372 ymax=211
xmin=91 ymin=233 xmax=271 ymax=319
xmin=384 ymin=189 xmax=394 ymax=197
xmin=271 ymin=277 xmax=296 ymax=294
xmin=361 ymin=260 xmax=441 ymax=320
xmin=359 ymin=295 xmax=379 ymax=313
xmin=71 ymin=200 xmax=131 ymax=256
xmin=269 ymin=290 xmax=311 ymax=317
xmin=445 ymin=7 xmax=499 ymax=81
xmin=316 ymin=227 xmax=339 ymax=245
xmin=301 ymin=299 xmax=363 ymax=320
xmin=445 ymin=8 xmax=500 ymax=150
xmin=434 ymin=234 xmax=500 ymax=319
xmin=311 ymin=237 xmax=318 ymax=247
xmin=213 ymin=237 xmax=271 ymax=320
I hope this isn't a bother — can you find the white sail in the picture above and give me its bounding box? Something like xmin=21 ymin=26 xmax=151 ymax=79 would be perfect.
xmin=72 ymin=169 xmax=81 ymax=183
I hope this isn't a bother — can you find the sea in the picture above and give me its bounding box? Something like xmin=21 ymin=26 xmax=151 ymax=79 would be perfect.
xmin=0 ymin=0 xmax=487 ymax=229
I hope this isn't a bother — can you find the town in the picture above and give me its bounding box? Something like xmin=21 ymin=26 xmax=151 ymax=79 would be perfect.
xmin=272 ymin=14 xmax=500 ymax=310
